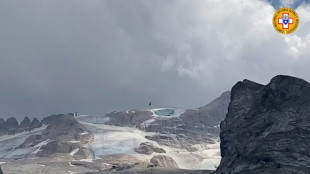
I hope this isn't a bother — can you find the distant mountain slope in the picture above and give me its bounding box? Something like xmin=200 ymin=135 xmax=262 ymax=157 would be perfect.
xmin=104 ymin=91 xmax=230 ymax=151
xmin=215 ymin=75 xmax=310 ymax=174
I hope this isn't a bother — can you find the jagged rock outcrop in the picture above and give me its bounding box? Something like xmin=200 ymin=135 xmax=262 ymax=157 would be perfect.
xmin=30 ymin=117 xmax=42 ymax=130
xmin=0 ymin=118 xmax=6 ymax=135
xmin=105 ymin=110 xmax=153 ymax=127
xmin=0 ymin=166 xmax=3 ymax=174
xmin=5 ymin=117 xmax=18 ymax=135
xmin=215 ymin=75 xmax=310 ymax=174
xmin=134 ymin=142 xmax=165 ymax=155
xmin=150 ymin=155 xmax=178 ymax=168
xmin=19 ymin=116 xmax=31 ymax=131
xmin=20 ymin=114 xmax=93 ymax=157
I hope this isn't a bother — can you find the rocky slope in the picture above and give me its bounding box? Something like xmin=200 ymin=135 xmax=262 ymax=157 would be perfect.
xmin=20 ymin=114 xmax=93 ymax=158
xmin=215 ymin=75 xmax=310 ymax=174
xmin=104 ymin=91 xmax=230 ymax=151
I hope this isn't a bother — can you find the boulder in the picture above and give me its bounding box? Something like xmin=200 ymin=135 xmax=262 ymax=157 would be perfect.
xmin=150 ymin=155 xmax=178 ymax=168
xmin=215 ymin=75 xmax=310 ymax=174
xmin=134 ymin=142 xmax=165 ymax=155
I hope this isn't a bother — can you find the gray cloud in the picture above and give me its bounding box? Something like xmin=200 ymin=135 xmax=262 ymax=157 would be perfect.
xmin=0 ymin=0 xmax=310 ymax=119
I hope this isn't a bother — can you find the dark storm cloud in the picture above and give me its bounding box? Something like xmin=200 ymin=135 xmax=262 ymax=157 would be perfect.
xmin=0 ymin=0 xmax=310 ymax=119
xmin=266 ymin=0 xmax=310 ymax=9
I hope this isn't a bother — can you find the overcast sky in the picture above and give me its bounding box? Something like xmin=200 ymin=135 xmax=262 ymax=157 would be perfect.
xmin=0 ymin=0 xmax=310 ymax=119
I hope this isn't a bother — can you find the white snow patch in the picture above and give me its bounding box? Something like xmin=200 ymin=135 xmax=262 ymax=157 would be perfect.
xmin=68 ymin=162 xmax=75 ymax=167
xmin=0 ymin=125 xmax=47 ymax=142
xmin=70 ymin=148 xmax=79 ymax=156
xmin=80 ymin=131 xmax=89 ymax=135
xmin=79 ymin=159 xmax=93 ymax=162
xmin=32 ymin=139 xmax=50 ymax=154
xmin=0 ymin=162 xmax=6 ymax=165
xmin=140 ymin=118 xmax=156 ymax=128
xmin=67 ymin=141 xmax=80 ymax=143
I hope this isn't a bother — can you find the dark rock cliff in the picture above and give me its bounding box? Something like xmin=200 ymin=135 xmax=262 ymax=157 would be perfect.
xmin=0 ymin=118 xmax=6 ymax=135
xmin=5 ymin=117 xmax=18 ymax=135
xmin=30 ymin=117 xmax=42 ymax=130
xmin=19 ymin=116 xmax=31 ymax=131
xmin=215 ymin=75 xmax=310 ymax=174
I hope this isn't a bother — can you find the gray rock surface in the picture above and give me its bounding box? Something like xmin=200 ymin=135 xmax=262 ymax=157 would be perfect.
xmin=105 ymin=110 xmax=153 ymax=127
xmin=30 ymin=117 xmax=42 ymax=130
xmin=73 ymin=147 xmax=92 ymax=160
xmin=20 ymin=114 xmax=93 ymax=157
xmin=19 ymin=116 xmax=31 ymax=131
xmin=0 ymin=118 xmax=6 ymax=135
xmin=37 ymin=141 xmax=79 ymax=157
xmin=150 ymin=155 xmax=178 ymax=168
xmin=215 ymin=75 xmax=310 ymax=174
xmin=5 ymin=117 xmax=18 ymax=135
xmin=134 ymin=142 xmax=165 ymax=155
xmin=41 ymin=114 xmax=69 ymax=125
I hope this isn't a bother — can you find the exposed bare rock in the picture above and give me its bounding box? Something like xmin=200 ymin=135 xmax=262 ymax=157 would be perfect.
xmin=37 ymin=141 xmax=80 ymax=157
xmin=104 ymin=92 xmax=230 ymax=151
xmin=5 ymin=117 xmax=18 ymax=135
xmin=73 ymin=147 xmax=92 ymax=160
xmin=215 ymin=75 xmax=310 ymax=174
xmin=134 ymin=142 xmax=165 ymax=155
xmin=0 ymin=118 xmax=6 ymax=135
xmin=41 ymin=114 xmax=70 ymax=125
xmin=105 ymin=110 xmax=153 ymax=127
xmin=19 ymin=114 xmax=93 ymax=157
xmin=43 ymin=115 xmax=91 ymax=142
xmin=150 ymin=155 xmax=178 ymax=168
xmin=30 ymin=117 xmax=42 ymax=131
xmin=0 ymin=166 xmax=3 ymax=174
xmin=19 ymin=116 xmax=31 ymax=131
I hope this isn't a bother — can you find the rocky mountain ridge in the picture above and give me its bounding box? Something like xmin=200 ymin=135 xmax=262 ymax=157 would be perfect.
xmin=0 ymin=116 xmax=42 ymax=135
xmin=215 ymin=75 xmax=310 ymax=174
xmin=104 ymin=91 xmax=230 ymax=151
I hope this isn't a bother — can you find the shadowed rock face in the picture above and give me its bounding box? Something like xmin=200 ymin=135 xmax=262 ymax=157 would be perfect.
xmin=5 ymin=117 xmax=18 ymax=135
xmin=215 ymin=75 xmax=310 ymax=174
xmin=19 ymin=116 xmax=31 ymax=131
xmin=0 ymin=166 xmax=3 ymax=174
xmin=0 ymin=118 xmax=6 ymax=135
xmin=30 ymin=117 xmax=42 ymax=130
xmin=20 ymin=114 xmax=93 ymax=157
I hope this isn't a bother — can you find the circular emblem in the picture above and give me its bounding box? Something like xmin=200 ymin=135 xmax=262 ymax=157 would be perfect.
xmin=273 ymin=7 xmax=299 ymax=34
